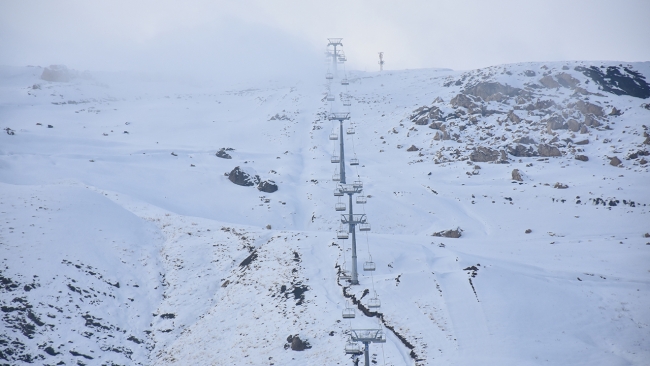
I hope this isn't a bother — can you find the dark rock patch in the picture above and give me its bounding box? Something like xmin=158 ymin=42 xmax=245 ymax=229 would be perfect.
xmin=575 ymin=155 xmax=589 ymax=161
xmin=575 ymin=65 xmax=650 ymax=99
xmin=257 ymin=180 xmax=278 ymax=193
xmin=432 ymin=228 xmax=462 ymax=238
xmin=538 ymin=144 xmax=562 ymax=157
xmin=228 ymin=166 xmax=260 ymax=187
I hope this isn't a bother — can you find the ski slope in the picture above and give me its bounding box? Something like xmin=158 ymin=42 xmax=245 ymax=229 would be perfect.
xmin=1 ymin=60 xmax=649 ymax=365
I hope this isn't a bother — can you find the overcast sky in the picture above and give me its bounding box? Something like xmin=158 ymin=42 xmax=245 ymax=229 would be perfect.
xmin=1 ymin=0 xmax=648 ymax=82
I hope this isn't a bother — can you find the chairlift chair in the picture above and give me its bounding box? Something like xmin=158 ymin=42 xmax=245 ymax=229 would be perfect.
xmin=326 ymin=73 xmax=333 ymax=80
xmin=340 ymin=271 xmax=352 ymax=280
xmin=368 ymin=295 xmax=381 ymax=309
xmin=329 ymin=133 xmax=338 ymax=140
xmin=334 ymin=188 xmax=344 ymax=197
xmin=346 ymin=127 xmax=355 ymax=135
xmin=335 ymin=202 xmax=346 ymax=212
xmin=342 ymin=302 xmax=355 ymax=318
xmin=331 ymin=155 xmax=340 ymax=163
xmin=343 ymin=99 xmax=352 ymax=106
xmin=363 ymin=261 xmax=376 ymax=271
xmin=332 ymin=173 xmax=341 ymax=182
xmin=350 ymin=158 xmax=359 ymax=166
xmin=327 ymin=94 xmax=335 ymax=101
xmin=341 ymin=79 xmax=349 ymax=86
xmin=358 ymin=223 xmax=371 ymax=232
xmin=337 ymin=229 xmax=349 ymax=239
xmin=353 ymin=180 xmax=363 ymax=188
xmin=345 ymin=341 xmax=361 ymax=354
xmin=356 ymin=195 xmax=367 ymax=204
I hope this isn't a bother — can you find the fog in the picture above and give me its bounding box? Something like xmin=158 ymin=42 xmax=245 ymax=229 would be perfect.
xmin=1 ymin=0 xmax=649 ymax=84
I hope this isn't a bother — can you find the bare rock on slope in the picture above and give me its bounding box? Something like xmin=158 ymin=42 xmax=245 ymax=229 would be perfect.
xmin=575 ymin=155 xmax=589 ymax=161
xmin=257 ymin=180 xmax=278 ymax=193
xmin=216 ymin=148 xmax=232 ymax=159
xmin=567 ymin=119 xmax=581 ymax=132
xmin=539 ymin=75 xmax=560 ymax=89
xmin=463 ymin=82 xmax=523 ymax=102
xmin=556 ymin=72 xmax=580 ymax=88
xmin=575 ymin=100 xmax=604 ymax=117
xmin=538 ymin=144 xmax=562 ymax=157
xmin=286 ymin=335 xmax=311 ymax=351
xmin=470 ymin=147 xmax=500 ymax=162
xmin=511 ymin=169 xmax=523 ymax=181
xmin=432 ymin=228 xmax=463 ymax=238
xmin=509 ymin=144 xmax=537 ymax=157
xmin=228 ymin=166 xmax=260 ymax=187
xmin=609 ymin=156 xmax=622 ymax=167
xmin=450 ymin=94 xmax=479 ymax=111
xmin=574 ymin=65 xmax=650 ymax=99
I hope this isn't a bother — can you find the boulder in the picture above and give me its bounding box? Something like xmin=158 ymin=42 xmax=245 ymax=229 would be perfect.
xmin=609 ymin=107 xmax=622 ymax=116
xmin=523 ymin=70 xmax=536 ymax=77
xmin=257 ymin=180 xmax=278 ymax=193
xmin=450 ymin=94 xmax=479 ymax=110
xmin=287 ymin=335 xmax=311 ymax=351
xmin=553 ymin=182 xmax=569 ymax=189
xmin=609 ymin=156 xmax=622 ymax=166
xmin=538 ymin=144 xmax=562 ymax=157
xmin=575 ymin=100 xmax=604 ymax=117
xmin=406 ymin=145 xmax=419 ymax=152
xmin=514 ymin=136 xmax=536 ymax=145
xmin=511 ymin=169 xmax=523 ymax=181
xmin=580 ymin=125 xmax=589 ymax=134
xmin=216 ymin=148 xmax=232 ymax=159
xmin=575 ymin=139 xmax=589 ymax=145
xmin=567 ymin=119 xmax=581 ymax=132
xmin=507 ymin=110 xmax=521 ymax=123
xmin=556 ymin=72 xmax=580 ymax=88
xmin=545 ymin=115 xmax=567 ymax=131
xmin=539 ymin=75 xmax=560 ymax=88
xmin=584 ymin=114 xmax=601 ymax=127
xmin=432 ymin=228 xmax=462 ymax=238
xmin=470 ymin=147 xmax=500 ymax=162
xmin=508 ymin=144 xmax=537 ymax=157
xmin=228 ymin=166 xmax=260 ymax=187
xmin=575 ymin=155 xmax=589 ymax=161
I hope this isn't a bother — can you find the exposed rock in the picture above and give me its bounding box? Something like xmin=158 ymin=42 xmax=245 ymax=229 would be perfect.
xmin=545 ymin=115 xmax=567 ymax=131
xmin=450 ymin=94 xmax=479 ymax=110
xmin=584 ymin=114 xmax=601 ymax=127
xmin=538 ymin=144 xmax=562 ymax=157
xmin=609 ymin=107 xmax=622 ymax=116
xmin=287 ymin=335 xmax=311 ymax=351
xmin=575 ymin=139 xmax=589 ymax=145
xmin=433 ymin=130 xmax=450 ymax=141
xmin=509 ymin=144 xmax=537 ymax=157
xmin=642 ymin=103 xmax=650 ymax=110
xmin=406 ymin=145 xmax=419 ymax=152
xmin=575 ymin=154 xmax=589 ymax=161
xmin=539 ymin=75 xmax=560 ymax=89
xmin=553 ymin=182 xmax=569 ymax=189
xmin=216 ymin=148 xmax=232 ymax=159
xmin=523 ymin=70 xmax=536 ymax=77
xmin=575 ymin=100 xmax=604 ymax=117
xmin=609 ymin=156 xmax=622 ymax=166
xmin=228 ymin=166 xmax=260 ymax=187
xmin=507 ymin=110 xmax=521 ymax=123
xmin=429 ymin=121 xmax=444 ymax=130
xmin=556 ymin=73 xmax=580 ymax=88
xmin=511 ymin=169 xmax=523 ymax=181
xmin=580 ymin=125 xmax=589 ymax=134
xmin=470 ymin=147 xmax=500 ymax=162
xmin=525 ymin=229 xmax=532 ymax=234
xmin=575 ymin=65 xmax=650 ymax=99
xmin=432 ymin=228 xmax=462 ymax=238
xmin=515 ymin=136 xmax=536 ymax=145
xmin=257 ymin=180 xmax=278 ymax=193
xmin=463 ymin=82 xmax=523 ymax=102
xmin=567 ymin=119 xmax=581 ymax=132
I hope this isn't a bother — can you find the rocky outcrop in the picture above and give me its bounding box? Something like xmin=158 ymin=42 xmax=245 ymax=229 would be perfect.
xmin=287 ymin=335 xmax=311 ymax=351
xmin=553 ymin=182 xmax=569 ymax=189
xmin=539 ymin=75 xmax=560 ymax=89
xmin=406 ymin=145 xmax=419 ymax=152
xmin=257 ymin=180 xmax=278 ymax=193
xmin=511 ymin=169 xmax=523 ymax=181
xmin=463 ymin=82 xmax=523 ymax=102
xmin=556 ymin=73 xmax=580 ymax=88
xmin=538 ymin=144 xmax=562 ymax=157
xmin=507 ymin=110 xmax=521 ymax=123
xmin=575 ymin=65 xmax=650 ymax=99
xmin=584 ymin=114 xmax=601 ymax=127
xmin=523 ymin=70 xmax=536 ymax=77
xmin=567 ymin=119 xmax=581 ymax=132
xmin=470 ymin=147 xmax=500 ymax=162
xmin=575 ymin=155 xmax=589 ymax=161
xmin=509 ymin=144 xmax=537 ymax=157
xmin=216 ymin=148 xmax=232 ymax=159
xmin=228 ymin=167 xmax=260 ymax=187
xmin=450 ymin=94 xmax=479 ymax=111
xmin=575 ymin=100 xmax=604 ymax=117
xmin=609 ymin=156 xmax=622 ymax=166
xmin=432 ymin=228 xmax=462 ymax=238
xmin=515 ymin=136 xmax=536 ymax=145
xmin=545 ymin=115 xmax=567 ymax=131
xmin=575 ymin=139 xmax=589 ymax=145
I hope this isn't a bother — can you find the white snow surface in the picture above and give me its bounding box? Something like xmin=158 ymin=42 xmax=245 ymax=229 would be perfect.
xmin=1 ymin=61 xmax=649 ymax=366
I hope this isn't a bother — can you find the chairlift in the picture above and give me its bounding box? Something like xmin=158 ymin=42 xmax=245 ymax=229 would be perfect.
xmin=331 ymin=155 xmax=340 ymax=163
xmin=340 ymin=271 xmax=352 ymax=280
xmin=337 ymin=229 xmax=349 ymax=239
xmin=356 ymin=195 xmax=367 ymax=204
xmin=363 ymin=260 xmax=376 ymax=271
xmin=353 ymin=180 xmax=363 ymax=188
xmin=334 ymin=188 xmax=344 ymax=197
xmin=346 ymin=127 xmax=355 ymax=135
xmin=332 ymin=173 xmax=341 ymax=182
xmin=327 ymin=94 xmax=335 ymax=101
xmin=335 ymin=202 xmax=346 ymax=211
xmin=368 ymin=295 xmax=381 ymax=309
xmin=345 ymin=341 xmax=362 ymax=354
xmin=343 ymin=99 xmax=352 ymax=106
xmin=326 ymin=73 xmax=333 ymax=80
xmin=342 ymin=302 xmax=355 ymax=319
xmin=329 ymin=133 xmax=338 ymax=140
xmin=350 ymin=158 xmax=359 ymax=166
xmin=341 ymin=79 xmax=349 ymax=86
xmin=358 ymin=223 xmax=371 ymax=232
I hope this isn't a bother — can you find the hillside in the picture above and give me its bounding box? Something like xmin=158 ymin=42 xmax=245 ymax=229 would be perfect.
xmin=1 ymin=60 xmax=649 ymax=366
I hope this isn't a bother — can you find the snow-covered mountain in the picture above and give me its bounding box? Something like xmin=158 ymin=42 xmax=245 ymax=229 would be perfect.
xmin=1 ymin=59 xmax=649 ymax=366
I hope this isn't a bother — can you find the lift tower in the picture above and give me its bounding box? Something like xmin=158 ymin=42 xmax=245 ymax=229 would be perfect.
xmin=350 ymin=329 xmax=386 ymax=366
xmin=378 ymin=52 xmax=384 ymax=72
xmin=328 ymin=112 xmax=350 ymax=184
xmin=327 ymin=38 xmax=343 ymax=74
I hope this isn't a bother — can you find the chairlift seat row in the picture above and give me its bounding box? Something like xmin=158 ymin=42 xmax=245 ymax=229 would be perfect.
xmin=350 ymin=158 xmax=359 ymax=166
xmin=346 ymin=127 xmax=355 ymax=134
xmin=329 ymin=133 xmax=338 ymax=140
xmin=342 ymin=308 xmax=355 ymax=319
xmin=356 ymin=195 xmax=367 ymax=204
xmin=358 ymin=223 xmax=371 ymax=231
xmin=368 ymin=297 xmax=381 ymax=308
xmin=337 ymin=231 xmax=349 ymax=239
xmin=345 ymin=342 xmax=362 ymax=354
xmin=326 ymin=73 xmax=333 ymax=80
xmin=341 ymin=79 xmax=349 ymax=85
xmin=327 ymin=95 xmax=335 ymax=101
xmin=333 ymin=174 xmax=341 ymax=182
xmin=331 ymin=155 xmax=340 ymax=163
xmin=335 ymin=203 xmax=346 ymax=211
xmin=363 ymin=261 xmax=376 ymax=271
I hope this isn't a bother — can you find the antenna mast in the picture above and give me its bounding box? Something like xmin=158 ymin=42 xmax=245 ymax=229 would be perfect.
xmin=378 ymin=52 xmax=384 ymax=72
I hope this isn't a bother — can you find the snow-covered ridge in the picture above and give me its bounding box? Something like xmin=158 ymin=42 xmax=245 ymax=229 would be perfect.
xmin=1 ymin=60 xmax=649 ymax=365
